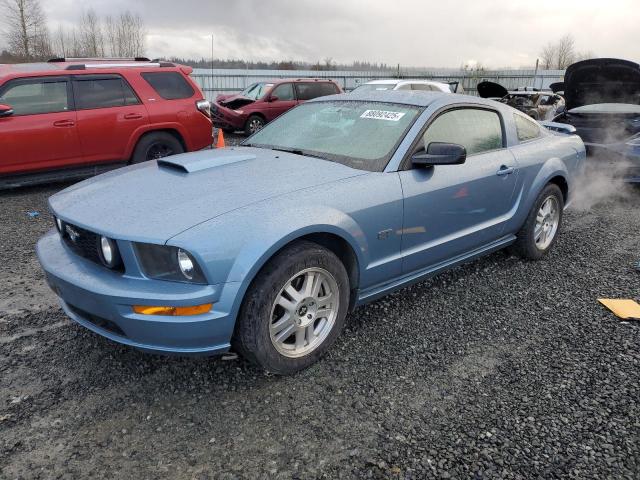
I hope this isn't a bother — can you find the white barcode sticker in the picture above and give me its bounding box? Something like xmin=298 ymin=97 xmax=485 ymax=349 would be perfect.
xmin=360 ymin=109 xmax=406 ymax=121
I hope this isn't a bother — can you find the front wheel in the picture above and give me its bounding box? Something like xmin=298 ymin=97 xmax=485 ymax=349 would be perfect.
xmin=244 ymin=115 xmax=265 ymax=136
xmin=511 ymin=183 xmax=564 ymax=260
xmin=233 ymin=241 xmax=350 ymax=374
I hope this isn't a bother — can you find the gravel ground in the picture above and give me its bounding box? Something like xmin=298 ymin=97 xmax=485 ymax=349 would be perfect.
xmin=1 ymin=148 xmax=639 ymax=479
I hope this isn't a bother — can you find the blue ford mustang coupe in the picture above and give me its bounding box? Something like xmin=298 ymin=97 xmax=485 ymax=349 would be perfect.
xmin=37 ymin=91 xmax=585 ymax=374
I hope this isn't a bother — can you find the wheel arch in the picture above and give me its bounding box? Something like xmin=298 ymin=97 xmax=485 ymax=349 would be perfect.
xmin=126 ymin=127 xmax=188 ymax=161
xmin=231 ymin=227 xmax=364 ymax=317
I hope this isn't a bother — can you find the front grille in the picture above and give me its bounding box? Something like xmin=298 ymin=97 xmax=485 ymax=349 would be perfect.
xmin=62 ymin=223 xmax=102 ymax=264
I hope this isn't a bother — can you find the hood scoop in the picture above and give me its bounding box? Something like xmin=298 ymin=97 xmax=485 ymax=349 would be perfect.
xmin=157 ymin=151 xmax=257 ymax=173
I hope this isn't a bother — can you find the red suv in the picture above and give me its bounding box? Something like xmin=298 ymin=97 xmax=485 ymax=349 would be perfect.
xmin=0 ymin=58 xmax=212 ymax=187
xmin=213 ymin=78 xmax=342 ymax=135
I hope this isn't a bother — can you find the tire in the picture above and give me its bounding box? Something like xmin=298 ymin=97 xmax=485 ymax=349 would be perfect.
xmin=233 ymin=240 xmax=350 ymax=374
xmin=510 ymin=183 xmax=564 ymax=260
xmin=131 ymin=132 xmax=184 ymax=164
xmin=244 ymin=114 xmax=265 ymax=136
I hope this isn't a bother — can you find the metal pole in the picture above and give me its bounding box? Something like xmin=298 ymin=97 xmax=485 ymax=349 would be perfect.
xmin=533 ymin=58 xmax=539 ymax=89
xmin=211 ymin=34 xmax=214 ymax=97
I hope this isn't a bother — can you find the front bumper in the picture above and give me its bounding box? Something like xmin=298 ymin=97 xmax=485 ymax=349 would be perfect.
xmin=211 ymin=103 xmax=247 ymax=130
xmin=36 ymin=230 xmax=241 ymax=356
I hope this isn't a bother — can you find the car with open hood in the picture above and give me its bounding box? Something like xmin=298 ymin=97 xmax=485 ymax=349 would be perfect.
xmin=37 ymin=90 xmax=584 ymax=374
xmin=478 ymin=81 xmax=565 ymax=120
xmin=552 ymin=58 xmax=640 ymax=183
xmin=212 ymin=78 xmax=342 ymax=135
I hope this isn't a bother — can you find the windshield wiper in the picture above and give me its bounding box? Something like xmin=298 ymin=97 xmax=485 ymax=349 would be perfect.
xmin=270 ymin=147 xmax=327 ymax=160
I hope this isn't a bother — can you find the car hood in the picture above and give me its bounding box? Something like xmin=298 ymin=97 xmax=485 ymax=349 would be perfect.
xmin=564 ymin=58 xmax=640 ymax=110
xmin=49 ymin=147 xmax=367 ymax=243
xmin=477 ymin=81 xmax=508 ymax=99
xmin=216 ymin=94 xmax=257 ymax=110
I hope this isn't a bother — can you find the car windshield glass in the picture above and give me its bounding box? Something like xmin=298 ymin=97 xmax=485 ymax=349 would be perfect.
xmin=240 ymin=82 xmax=273 ymax=100
xmin=351 ymin=83 xmax=397 ymax=92
xmin=244 ymin=100 xmax=421 ymax=171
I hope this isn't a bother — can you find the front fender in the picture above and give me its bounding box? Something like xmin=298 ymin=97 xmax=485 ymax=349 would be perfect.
xmin=167 ymin=203 xmax=368 ymax=310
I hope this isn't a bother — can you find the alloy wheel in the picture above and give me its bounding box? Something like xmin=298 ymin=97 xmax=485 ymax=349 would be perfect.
xmin=534 ymin=196 xmax=560 ymax=250
xmin=269 ymin=267 xmax=339 ymax=358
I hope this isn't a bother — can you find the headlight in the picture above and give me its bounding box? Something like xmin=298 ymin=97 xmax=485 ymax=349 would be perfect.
xmin=54 ymin=217 xmax=63 ymax=233
xmin=98 ymin=236 xmax=121 ymax=269
xmin=233 ymin=109 xmax=244 ymax=114
xmin=134 ymin=243 xmax=206 ymax=284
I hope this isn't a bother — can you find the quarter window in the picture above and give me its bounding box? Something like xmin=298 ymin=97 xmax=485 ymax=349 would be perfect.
xmin=411 ymin=84 xmax=436 ymax=91
xmin=271 ymin=83 xmax=295 ymax=101
xmin=141 ymin=72 xmax=195 ymax=100
xmin=74 ymin=77 xmax=139 ymax=110
xmin=0 ymin=79 xmax=69 ymax=115
xmin=422 ymin=108 xmax=504 ymax=155
xmin=514 ymin=113 xmax=542 ymax=142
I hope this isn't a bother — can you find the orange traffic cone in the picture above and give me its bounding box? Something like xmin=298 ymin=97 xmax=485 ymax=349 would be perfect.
xmin=216 ymin=129 xmax=226 ymax=148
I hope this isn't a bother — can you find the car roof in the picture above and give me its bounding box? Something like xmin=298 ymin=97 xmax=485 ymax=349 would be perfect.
xmin=364 ymin=79 xmax=447 ymax=86
xmin=312 ymin=90 xmax=495 ymax=108
xmin=0 ymin=59 xmax=187 ymax=79
xmin=257 ymin=78 xmax=336 ymax=85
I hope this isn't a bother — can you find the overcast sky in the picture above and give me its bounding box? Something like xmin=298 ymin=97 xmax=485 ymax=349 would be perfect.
xmin=40 ymin=0 xmax=638 ymax=68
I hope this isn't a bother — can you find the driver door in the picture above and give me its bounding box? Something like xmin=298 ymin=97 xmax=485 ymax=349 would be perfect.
xmin=263 ymin=82 xmax=297 ymax=122
xmin=398 ymin=107 xmax=519 ymax=274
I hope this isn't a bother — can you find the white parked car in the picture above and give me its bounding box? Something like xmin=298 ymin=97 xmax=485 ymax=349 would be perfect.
xmin=351 ymin=79 xmax=458 ymax=94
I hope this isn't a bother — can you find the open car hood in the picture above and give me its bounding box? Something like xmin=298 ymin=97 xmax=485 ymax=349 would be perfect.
xmin=564 ymin=58 xmax=640 ymax=110
xmin=549 ymin=82 xmax=564 ymax=94
xmin=477 ymin=81 xmax=508 ymax=99
xmin=215 ymin=94 xmax=256 ymax=110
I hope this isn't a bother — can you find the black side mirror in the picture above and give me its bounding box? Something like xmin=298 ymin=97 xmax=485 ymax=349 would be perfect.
xmin=0 ymin=104 xmax=14 ymax=118
xmin=268 ymin=95 xmax=279 ymax=102
xmin=411 ymin=142 xmax=466 ymax=168
xmin=555 ymin=105 xmax=566 ymax=115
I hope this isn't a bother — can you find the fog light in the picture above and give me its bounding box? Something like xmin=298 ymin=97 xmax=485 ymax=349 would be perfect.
xmin=133 ymin=303 xmax=212 ymax=316
xmin=177 ymin=248 xmax=195 ymax=280
xmin=99 ymin=236 xmax=120 ymax=268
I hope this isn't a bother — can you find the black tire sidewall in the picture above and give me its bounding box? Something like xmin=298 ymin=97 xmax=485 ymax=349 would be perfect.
xmin=515 ymin=184 xmax=564 ymax=260
xmin=234 ymin=241 xmax=350 ymax=374
xmin=244 ymin=115 xmax=265 ymax=136
xmin=131 ymin=132 xmax=184 ymax=164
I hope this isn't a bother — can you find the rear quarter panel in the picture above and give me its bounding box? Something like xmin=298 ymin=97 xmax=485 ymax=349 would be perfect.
xmin=506 ymin=133 xmax=585 ymax=233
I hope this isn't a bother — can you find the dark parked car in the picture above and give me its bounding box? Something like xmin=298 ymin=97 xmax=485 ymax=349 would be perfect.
xmin=212 ymin=79 xmax=342 ymax=135
xmin=552 ymin=58 xmax=640 ymax=183
xmin=0 ymin=58 xmax=213 ymax=188
xmin=478 ymin=81 xmax=565 ymax=120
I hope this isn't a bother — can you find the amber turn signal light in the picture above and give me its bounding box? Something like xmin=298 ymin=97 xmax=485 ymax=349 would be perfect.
xmin=132 ymin=304 xmax=212 ymax=316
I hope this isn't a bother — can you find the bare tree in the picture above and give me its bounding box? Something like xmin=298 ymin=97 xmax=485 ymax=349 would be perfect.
xmin=79 ymin=9 xmax=104 ymax=57
xmin=540 ymin=34 xmax=590 ymax=70
xmin=1 ymin=0 xmax=51 ymax=60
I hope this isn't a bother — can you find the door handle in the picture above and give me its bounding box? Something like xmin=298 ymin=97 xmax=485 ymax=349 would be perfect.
xmin=123 ymin=113 xmax=143 ymax=120
xmin=496 ymin=166 xmax=515 ymax=176
xmin=53 ymin=120 xmax=75 ymax=127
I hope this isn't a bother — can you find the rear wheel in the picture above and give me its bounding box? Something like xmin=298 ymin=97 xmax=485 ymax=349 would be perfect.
xmin=233 ymin=241 xmax=349 ymax=374
xmin=244 ymin=115 xmax=265 ymax=136
xmin=131 ymin=132 xmax=184 ymax=164
xmin=511 ymin=183 xmax=564 ymax=260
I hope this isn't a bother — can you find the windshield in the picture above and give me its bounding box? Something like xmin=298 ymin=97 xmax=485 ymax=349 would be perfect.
xmin=240 ymin=82 xmax=273 ymax=100
xmin=244 ymin=100 xmax=421 ymax=171
xmin=351 ymin=83 xmax=398 ymax=92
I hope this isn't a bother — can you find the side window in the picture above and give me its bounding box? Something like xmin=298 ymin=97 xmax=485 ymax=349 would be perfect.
xmin=396 ymin=83 xmax=412 ymax=91
xmin=74 ymin=76 xmax=139 ymax=110
xmin=422 ymin=108 xmax=504 ymax=155
xmin=0 ymin=79 xmax=69 ymax=115
xmin=514 ymin=113 xmax=542 ymax=142
xmin=295 ymin=82 xmax=338 ymax=100
xmin=141 ymin=72 xmax=195 ymax=100
xmin=271 ymin=83 xmax=295 ymax=101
